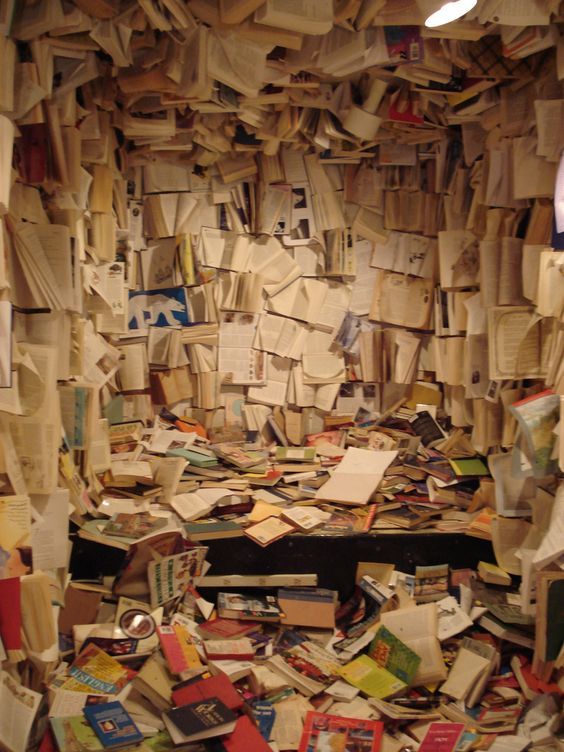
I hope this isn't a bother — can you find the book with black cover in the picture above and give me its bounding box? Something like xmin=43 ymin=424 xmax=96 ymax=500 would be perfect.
xmin=164 ymin=697 xmax=237 ymax=743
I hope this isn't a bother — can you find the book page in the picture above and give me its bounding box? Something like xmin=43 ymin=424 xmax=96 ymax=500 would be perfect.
xmin=0 ymin=671 xmax=42 ymax=752
xmin=370 ymin=271 xmax=433 ymax=330
xmin=488 ymin=307 xmax=543 ymax=380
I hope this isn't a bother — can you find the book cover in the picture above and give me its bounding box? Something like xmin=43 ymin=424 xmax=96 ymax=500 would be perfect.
xmin=50 ymin=716 xmax=104 ymax=752
xmin=197 ymin=617 xmax=261 ymax=639
xmin=164 ymin=697 xmax=237 ymax=743
xmin=367 ymin=625 xmax=421 ymax=685
xmin=148 ymin=547 xmax=209 ymax=607
xmin=157 ymin=624 xmax=203 ymax=676
xmin=83 ymin=702 xmax=143 ymax=749
xmin=204 ymin=715 xmax=272 ymax=752
xmin=243 ymin=516 xmax=295 ymax=548
xmin=102 ymin=513 xmax=168 ymax=540
xmin=339 ymin=654 xmax=406 ymax=699
xmin=171 ymin=672 xmax=244 ymax=712
xmin=278 ymin=588 xmax=336 ymax=629
xmin=217 ymin=592 xmax=281 ymax=622
xmin=62 ymin=645 xmax=135 ymax=695
xmin=418 ymin=722 xmax=465 ymax=752
xmin=184 ymin=520 xmax=244 ymax=541
xmin=298 ymin=711 xmax=384 ymax=752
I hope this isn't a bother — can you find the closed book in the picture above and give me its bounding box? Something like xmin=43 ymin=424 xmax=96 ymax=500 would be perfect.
xmin=197 ymin=618 xmax=261 ymax=640
xmin=203 ymin=638 xmax=255 ymax=661
xmin=184 ymin=520 xmax=244 ymax=541
xmin=83 ymin=702 xmax=144 ymax=749
xmin=418 ymin=722 xmax=465 ymax=752
xmin=164 ymin=697 xmax=237 ymax=743
xmin=298 ymin=711 xmax=384 ymax=752
xmin=157 ymin=625 xmax=203 ymax=677
xmin=217 ymin=593 xmax=281 ymax=622
xmin=171 ymin=673 xmax=244 ymax=712
xmin=203 ymin=715 xmax=271 ymax=752
xmin=278 ymin=588 xmax=337 ymax=629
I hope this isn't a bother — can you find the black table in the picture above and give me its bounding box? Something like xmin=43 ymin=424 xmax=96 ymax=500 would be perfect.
xmin=69 ymin=529 xmax=495 ymax=600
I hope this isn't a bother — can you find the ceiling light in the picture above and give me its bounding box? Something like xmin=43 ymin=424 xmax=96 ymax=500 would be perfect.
xmin=417 ymin=0 xmax=478 ymax=28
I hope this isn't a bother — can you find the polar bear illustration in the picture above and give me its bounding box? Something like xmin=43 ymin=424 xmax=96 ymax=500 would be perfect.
xmin=128 ymin=292 xmax=187 ymax=329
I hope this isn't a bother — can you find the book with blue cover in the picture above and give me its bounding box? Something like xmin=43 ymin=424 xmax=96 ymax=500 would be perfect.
xmin=83 ymin=701 xmax=143 ymax=749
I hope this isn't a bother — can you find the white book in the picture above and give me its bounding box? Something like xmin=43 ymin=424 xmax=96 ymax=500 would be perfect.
xmin=315 ymin=447 xmax=397 ymax=506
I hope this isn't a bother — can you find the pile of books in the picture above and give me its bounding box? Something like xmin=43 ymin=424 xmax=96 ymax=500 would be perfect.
xmin=16 ymin=557 xmax=561 ymax=752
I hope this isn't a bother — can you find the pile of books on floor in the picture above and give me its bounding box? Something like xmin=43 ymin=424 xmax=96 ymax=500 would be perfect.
xmin=3 ymin=553 xmax=562 ymax=752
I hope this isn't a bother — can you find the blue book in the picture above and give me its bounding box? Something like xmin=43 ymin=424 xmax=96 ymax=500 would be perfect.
xmin=83 ymin=702 xmax=143 ymax=749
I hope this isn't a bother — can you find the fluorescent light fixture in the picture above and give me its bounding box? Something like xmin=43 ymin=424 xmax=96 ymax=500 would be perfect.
xmin=417 ymin=0 xmax=478 ymax=27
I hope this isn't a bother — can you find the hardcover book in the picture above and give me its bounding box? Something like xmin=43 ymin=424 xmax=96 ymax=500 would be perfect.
xmin=298 ymin=711 xmax=384 ymax=752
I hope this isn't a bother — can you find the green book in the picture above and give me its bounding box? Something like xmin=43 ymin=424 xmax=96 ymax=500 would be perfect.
xmin=448 ymin=457 xmax=489 ymax=477
xmin=367 ymin=625 xmax=421 ymax=685
xmin=166 ymin=448 xmax=219 ymax=467
xmin=184 ymin=519 xmax=244 ymax=540
xmin=339 ymin=654 xmax=406 ymax=699
xmin=50 ymin=716 xmax=104 ymax=752
xmin=275 ymin=446 xmax=317 ymax=462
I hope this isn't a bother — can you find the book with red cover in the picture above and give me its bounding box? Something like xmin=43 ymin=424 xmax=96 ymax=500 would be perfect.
xmin=172 ymin=672 xmax=244 ymax=712
xmin=418 ymin=722 xmax=465 ymax=752
xmin=197 ymin=618 xmax=261 ymax=640
xmin=157 ymin=624 xmax=203 ymax=676
xmin=298 ymin=711 xmax=384 ymax=752
xmin=0 ymin=578 xmax=21 ymax=651
xmin=204 ymin=716 xmax=271 ymax=752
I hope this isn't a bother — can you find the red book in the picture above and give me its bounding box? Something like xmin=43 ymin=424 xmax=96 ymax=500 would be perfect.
xmin=18 ymin=124 xmax=48 ymax=184
xmin=38 ymin=727 xmax=57 ymax=752
xmin=197 ymin=618 xmax=261 ymax=640
xmin=418 ymin=722 xmax=465 ymax=752
xmin=0 ymin=578 xmax=21 ymax=651
xmin=157 ymin=625 xmax=203 ymax=676
xmin=172 ymin=673 xmax=244 ymax=713
xmin=298 ymin=712 xmax=383 ymax=752
xmin=212 ymin=716 xmax=271 ymax=752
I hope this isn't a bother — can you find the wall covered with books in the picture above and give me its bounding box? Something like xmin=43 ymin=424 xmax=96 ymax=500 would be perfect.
xmin=0 ymin=0 xmax=563 ymax=748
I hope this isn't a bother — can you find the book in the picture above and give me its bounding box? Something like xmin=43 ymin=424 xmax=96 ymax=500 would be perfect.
xmin=380 ymin=604 xmax=447 ymax=685
xmin=172 ymin=672 xmax=244 ymax=713
xmin=315 ymin=447 xmax=397 ymax=506
xmin=478 ymin=561 xmax=512 ymax=586
xmin=367 ymin=625 xmax=421 ymax=686
xmin=277 ymin=588 xmax=337 ymax=629
xmin=102 ymin=513 xmax=169 ymax=540
xmin=163 ymin=697 xmax=237 ymax=744
xmin=203 ymin=639 xmax=255 ymax=661
xmin=50 ymin=716 xmax=106 ymax=752
xmin=418 ymin=722 xmax=465 ymax=752
xmin=243 ymin=516 xmax=295 ymax=547
xmin=339 ymin=654 xmax=407 ymax=699
xmin=157 ymin=625 xmax=204 ymax=678
xmin=203 ymin=715 xmax=271 ymax=752
xmin=82 ymin=702 xmax=143 ymax=749
xmin=184 ymin=520 xmax=244 ymax=540
xmin=196 ymin=618 xmax=261 ymax=640
xmin=217 ymin=593 xmax=281 ymax=622
xmin=298 ymin=711 xmax=384 ymax=752
xmin=59 ymin=645 xmax=134 ymax=695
